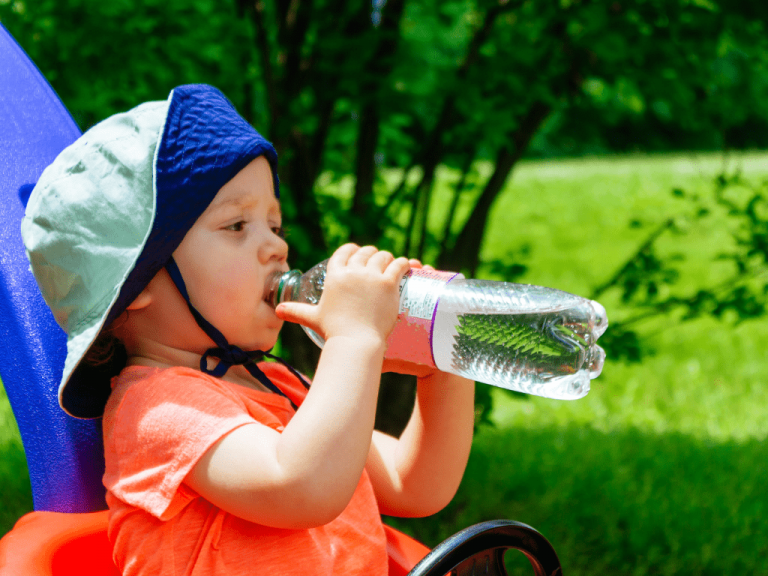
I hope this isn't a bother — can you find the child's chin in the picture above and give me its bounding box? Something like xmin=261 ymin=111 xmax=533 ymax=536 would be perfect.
xmin=263 ymin=315 xmax=285 ymax=333
xmin=245 ymin=333 xmax=280 ymax=352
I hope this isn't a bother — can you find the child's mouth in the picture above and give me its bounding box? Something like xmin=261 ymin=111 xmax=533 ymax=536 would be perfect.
xmin=263 ymin=270 xmax=285 ymax=308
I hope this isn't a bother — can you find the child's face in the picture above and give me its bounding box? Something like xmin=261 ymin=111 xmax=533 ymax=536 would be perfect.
xmin=172 ymin=156 xmax=289 ymax=352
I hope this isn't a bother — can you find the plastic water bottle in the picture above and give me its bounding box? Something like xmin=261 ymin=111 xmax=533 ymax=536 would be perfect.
xmin=265 ymin=261 xmax=608 ymax=400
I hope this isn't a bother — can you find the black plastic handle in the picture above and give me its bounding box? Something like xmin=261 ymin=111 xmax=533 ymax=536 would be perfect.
xmin=407 ymin=519 xmax=562 ymax=576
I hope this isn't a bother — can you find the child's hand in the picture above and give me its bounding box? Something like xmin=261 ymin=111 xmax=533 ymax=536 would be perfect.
xmin=380 ymin=257 xmax=440 ymax=377
xmin=275 ymin=244 xmax=411 ymax=345
xmin=381 ymin=358 xmax=439 ymax=378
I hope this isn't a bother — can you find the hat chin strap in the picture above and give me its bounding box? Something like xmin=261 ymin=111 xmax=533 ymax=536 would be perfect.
xmin=165 ymin=257 xmax=309 ymax=408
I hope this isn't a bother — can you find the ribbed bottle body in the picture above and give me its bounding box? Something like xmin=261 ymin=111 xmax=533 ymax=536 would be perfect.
xmin=432 ymin=280 xmax=607 ymax=399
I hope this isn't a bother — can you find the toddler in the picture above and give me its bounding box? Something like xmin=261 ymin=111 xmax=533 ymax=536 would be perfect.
xmin=21 ymin=84 xmax=475 ymax=575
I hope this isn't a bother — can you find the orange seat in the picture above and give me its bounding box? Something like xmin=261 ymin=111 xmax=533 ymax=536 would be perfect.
xmin=0 ymin=511 xmax=118 ymax=576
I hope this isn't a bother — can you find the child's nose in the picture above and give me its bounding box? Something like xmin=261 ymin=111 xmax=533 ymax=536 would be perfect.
xmin=260 ymin=232 xmax=289 ymax=263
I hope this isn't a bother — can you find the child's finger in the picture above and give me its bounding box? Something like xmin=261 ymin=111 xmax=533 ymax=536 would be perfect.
xmin=407 ymin=259 xmax=435 ymax=271
xmin=328 ymin=243 xmax=360 ymax=269
xmin=368 ymin=250 xmax=395 ymax=271
xmin=274 ymin=302 xmax=322 ymax=333
xmin=384 ymin=256 xmax=411 ymax=282
xmin=348 ymin=245 xmax=378 ymax=266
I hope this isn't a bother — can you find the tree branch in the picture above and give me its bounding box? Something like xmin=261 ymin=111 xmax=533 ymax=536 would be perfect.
xmin=612 ymin=264 xmax=768 ymax=330
xmin=591 ymin=218 xmax=676 ymax=300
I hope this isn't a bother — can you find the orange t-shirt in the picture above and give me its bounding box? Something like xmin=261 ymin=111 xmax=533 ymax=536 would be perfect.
xmin=102 ymin=363 xmax=388 ymax=576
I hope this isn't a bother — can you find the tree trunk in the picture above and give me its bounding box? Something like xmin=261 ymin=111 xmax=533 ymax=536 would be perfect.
xmin=352 ymin=104 xmax=380 ymax=222
xmin=396 ymin=2 xmax=516 ymax=259
xmin=284 ymin=132 xmax=329 ymax=260
xmin=439 ymin=154 xmax=475 ymax=256
xmin=375 ymin=373 xmax=417 ymax=436
xmin=349 ymin=0 xmax=407 ymax=245
xmin=415 ymin=175 xmax=436 ymax=261
xmin=441 ymin=101 xmax=552 ymax=275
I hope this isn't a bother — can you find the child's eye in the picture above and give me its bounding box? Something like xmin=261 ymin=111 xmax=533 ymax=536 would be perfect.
xmin=225 ymin=221 xmax=246 ymax=232
xmin=272 ymin=226 xmax=286 ymax=239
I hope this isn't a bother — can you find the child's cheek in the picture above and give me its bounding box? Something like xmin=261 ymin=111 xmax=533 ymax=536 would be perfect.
xmin=219 ymin=265 xmax=258 ymax=309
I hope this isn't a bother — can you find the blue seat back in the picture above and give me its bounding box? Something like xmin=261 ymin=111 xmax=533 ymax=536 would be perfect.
xmin=0 ymin=23 xmax=106 ymax=512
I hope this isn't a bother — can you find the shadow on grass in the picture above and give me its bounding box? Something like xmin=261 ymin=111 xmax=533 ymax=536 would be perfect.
xmin=3 ymin=420 xmax=766 ymax=575
xmin=386 ymin=424 xmax=768 ymax=576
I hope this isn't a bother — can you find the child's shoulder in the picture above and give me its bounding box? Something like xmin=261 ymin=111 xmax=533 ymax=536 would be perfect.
xmin=104 ymin=363 xmax=309 ymax=422
xmin=112 ymin=364 xmax=214 ymax=388
xmin=103 ymin=365 xmax=256 ymax=449
xmin=103 ymin=365 xmax=236 ymax=426
xmin=109 ymin=364 xmax=218 ymax=401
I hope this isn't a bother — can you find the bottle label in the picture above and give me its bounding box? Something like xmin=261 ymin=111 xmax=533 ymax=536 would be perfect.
xmin=386 ymin=269 xmax=463 ymax=367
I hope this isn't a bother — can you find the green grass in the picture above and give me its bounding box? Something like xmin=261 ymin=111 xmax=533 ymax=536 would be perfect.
xmin=2 ymin=151 xmax=768 ymax=574
xmin=0 ymin=382 xmax=33 ymax=533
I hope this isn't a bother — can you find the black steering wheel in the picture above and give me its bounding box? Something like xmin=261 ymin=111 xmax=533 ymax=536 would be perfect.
xmin=407 ymin=519 xmax=562 ymax=576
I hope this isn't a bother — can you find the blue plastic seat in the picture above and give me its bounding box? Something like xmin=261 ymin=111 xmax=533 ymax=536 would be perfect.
xmin=0 ymin=22 xmax=560 ymax=576
xmin=0 ymin=21 xmax=106 ymax=515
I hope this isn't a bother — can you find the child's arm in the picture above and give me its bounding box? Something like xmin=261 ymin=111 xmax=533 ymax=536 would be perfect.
xmin=364 ymin=260 xmax=475 ymax=517
xmin=185 ymin=244 xmax=410 ymax=529
xmin=366 ymin=362 xmax=475 ymax=518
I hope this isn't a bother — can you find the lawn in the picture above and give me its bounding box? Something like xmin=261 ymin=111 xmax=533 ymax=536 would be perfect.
xmin=2 ymin=151 xmax=768 ymax=574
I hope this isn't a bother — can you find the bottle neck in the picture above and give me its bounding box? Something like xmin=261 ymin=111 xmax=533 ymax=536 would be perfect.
xmin=264 ymin=269 xmax=303 ymax=308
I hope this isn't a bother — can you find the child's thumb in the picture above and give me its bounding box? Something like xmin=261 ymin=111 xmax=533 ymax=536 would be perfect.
xmin=275 ymin=302 xmax=321 ymax=332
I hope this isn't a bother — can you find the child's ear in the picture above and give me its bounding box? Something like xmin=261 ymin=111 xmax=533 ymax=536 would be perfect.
xmin=126 ymin=288 xmax=153 ymax=311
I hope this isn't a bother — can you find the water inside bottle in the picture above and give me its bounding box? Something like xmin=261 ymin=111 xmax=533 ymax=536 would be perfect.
xmin=446 ymin=310 xmax=604 ymax=400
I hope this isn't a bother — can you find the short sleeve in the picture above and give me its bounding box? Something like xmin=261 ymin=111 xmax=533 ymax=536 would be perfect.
xmin=103 ymin=367 xmax=255 ymax=520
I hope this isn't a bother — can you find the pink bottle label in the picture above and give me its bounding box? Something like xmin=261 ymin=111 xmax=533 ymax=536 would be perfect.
xmin=385 ymin=269 xmax=462 ymax=367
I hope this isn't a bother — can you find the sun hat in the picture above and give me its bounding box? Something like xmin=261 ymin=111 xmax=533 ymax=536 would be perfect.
xmin=21 ymin=84 xmax=289 ymax=419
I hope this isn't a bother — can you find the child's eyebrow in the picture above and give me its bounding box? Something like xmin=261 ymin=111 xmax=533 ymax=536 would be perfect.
xmin=208 ymin=192 xmax=281 ymax=215
xmin=208 ymin=194 xmax=249 ymax=211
